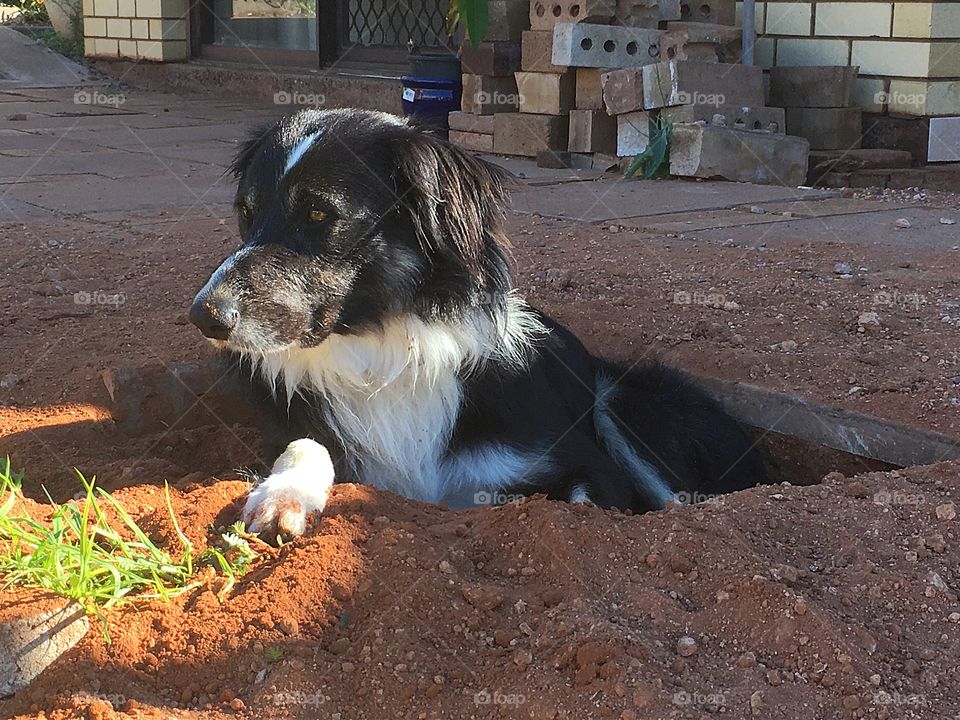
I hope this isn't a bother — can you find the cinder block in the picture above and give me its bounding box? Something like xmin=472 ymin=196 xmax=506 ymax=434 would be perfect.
xmin=661 ymin=103 xmax=785 ymax=133
xmin=0 ymin=593 xmax=89 ymax=697
xmin=94 ymin=37 xmax=119 ymax=55
xmin=665 ymin=21 xmax=741 ymax=63
xmin=107 ymin=18 xmax=131 ymax=38
xmin=670 ymin=123 xmax=810 ymax=186
xmin=614 ymin=0 xmax=659 ymax=27
xmin=494 ymin=112 xmax=569 ymax=156
xmin=118 ymin=39 xmax=138 ymax=57
xmin=470 ymin=0 xmax=529 ymax=42
xmin=82 ymin=0 xmax=94 ymax=15
xmin=659 ymin=0 xmax=681 ymax=21
xmin=84 ymin=16 xmax=107 ymax=36
xmin=679 ymin=0 xmax=734 ymax=25
xmin=460 ymin=42 xmax=521 ymax=76
xmin=776 ymin=38 xmax=850 ymax=67
xmin=768 ymin=65 xmax=859 ymax=108
xmin=449 ymin=130 xmax=495 ymax=153
xmin=530 ymin=0 xmax=615 ymax=30
xmin=569 ymin=109 xmax=617 ymax=152
xmin=888 ymin=79 xmax=960 ymax=116
xmin=136 ymin=39 xmax=187 ymax=61
xmin=515 ymin=70 xmax=577 ymax=114
xmin=642 ymin=60 xmax=764 ymax=109
xmin=616 ymin=111 xmax=651 ymax=155
xmin=462 ymin=74 xmax=520 ymax=114
xmin=131 ymin=18 xmax=149 ymax=38
xmin=785 ymin=107 xmax=863 ymax=150
xmin=551 ymin=23 xmax=663 ymax=68
xmin=601 ymin=68 xmax=643 ymax=114
xmin=765 ymin=1 xmax=811 ymax=35
xmin=135 ymin=0 xmax=186 ymax=18
xmin=448 ymin=111 xmax=495 ymax=134
xmin=815 ymin=2 xmax=890 ymax=37
xmin=94 ymin=0 xmax=118 ymax=15
xmin=117 ymin=0 xmax=135 ymax=14
xmin=521 ymin=30 xmax=569 ymax=72
xmin=575 ymin=68 xmax=605 ymax=109
xmin=891 ymin=3 xmax=960 ymax=39
xmin=149 ymin=18 xmax=186 ymax=40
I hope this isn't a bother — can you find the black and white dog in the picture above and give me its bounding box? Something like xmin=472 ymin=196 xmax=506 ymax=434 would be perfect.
xmin=189 ymin=108 xmax=763 ymax=538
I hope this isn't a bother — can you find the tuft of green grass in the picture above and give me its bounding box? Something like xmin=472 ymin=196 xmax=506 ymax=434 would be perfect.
xmin=0 ymin=459 xmax=256 ymax=639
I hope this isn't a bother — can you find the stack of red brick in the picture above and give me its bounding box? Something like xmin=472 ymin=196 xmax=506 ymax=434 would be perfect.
xmin=449 ymin=0 xmax=813 ymax=186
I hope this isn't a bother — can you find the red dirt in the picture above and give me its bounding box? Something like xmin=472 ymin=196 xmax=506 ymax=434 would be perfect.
xmin=2 ymin=190 xmax=960 ymax=719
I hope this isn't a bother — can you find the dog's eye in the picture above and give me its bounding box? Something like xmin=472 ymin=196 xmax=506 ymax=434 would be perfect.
xmin=308 ymin=208 xmax=329 ymax=223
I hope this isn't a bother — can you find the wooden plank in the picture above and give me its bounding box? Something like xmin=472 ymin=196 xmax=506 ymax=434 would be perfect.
xmin=694 ymin=375 xmax=960 ymax=468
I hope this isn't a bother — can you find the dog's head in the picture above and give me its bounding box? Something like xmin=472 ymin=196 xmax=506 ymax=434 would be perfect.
xmin=189 ymin=109 xmax=512 ymax=354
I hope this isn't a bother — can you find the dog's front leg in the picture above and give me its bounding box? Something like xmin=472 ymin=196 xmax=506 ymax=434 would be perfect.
xmin=243 ymin=439 xmax=335 ymax=538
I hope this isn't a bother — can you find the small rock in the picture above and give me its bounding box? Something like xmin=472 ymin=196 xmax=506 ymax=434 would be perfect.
xmin=858 ymin=311 xmax=882 ymax=328
xmin=834 ymin=262 xmax=853 ymax=275
xmin=749 ymin=205 xmax=766 ymax=215
xmin=608 ymin=224 xmax=620 ymax=233
xmin=715 ymin=590 xmax=730 ymax=603
xmin=894 ymin=218 xmax=912 ymax=229
xmin=0 ymin=373 xmax=18 ymax=389
xmin=750 ymin=690 xmax=764 ymax=714
xmin=935 ymin=502 xmax=956 ymax=520
xmin=736 ymin=652 xmax=757 ymax=668
xmin=777 ymin=340 xmax=798 ymax=352
xmin=940 ymin=218 xmax=956 ymax=225
xmin=676 ymin=636 xmax=698 ymax=657
xmin=438 ymin=560 xmax=454 ymax=574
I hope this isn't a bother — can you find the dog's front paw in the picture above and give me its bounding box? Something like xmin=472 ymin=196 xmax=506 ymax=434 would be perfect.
xmin=243 ymin=439 xmax=336 ymax=539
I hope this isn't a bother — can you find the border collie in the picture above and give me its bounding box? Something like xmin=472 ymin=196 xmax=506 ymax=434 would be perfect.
xmin=188 ymin=108 xmax=764 ymax=538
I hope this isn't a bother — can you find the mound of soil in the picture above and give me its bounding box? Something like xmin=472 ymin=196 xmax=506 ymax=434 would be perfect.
xmin=2 ymin=461 xmax=958 ymax=720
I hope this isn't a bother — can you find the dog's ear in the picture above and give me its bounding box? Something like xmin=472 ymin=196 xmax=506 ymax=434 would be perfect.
xmin=390 ymin=131 xmax=511 ymax=273
xmin=230 ymin=122 xmax=279 ymax=178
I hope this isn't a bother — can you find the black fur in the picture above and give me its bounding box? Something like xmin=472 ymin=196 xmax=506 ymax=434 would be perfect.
xmin=191 ymin=108 xmax=764 ymax=514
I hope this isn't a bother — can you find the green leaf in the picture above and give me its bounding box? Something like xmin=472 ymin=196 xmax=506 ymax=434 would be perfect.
xmin=461 ymin=0 xmax=489 ymax=48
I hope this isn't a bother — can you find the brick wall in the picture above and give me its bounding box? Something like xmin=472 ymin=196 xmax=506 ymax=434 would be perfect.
xmin=83 ymin=0 xmax=188 ymax=61
xmin=736 ymin=0 xmax=960 ymax=116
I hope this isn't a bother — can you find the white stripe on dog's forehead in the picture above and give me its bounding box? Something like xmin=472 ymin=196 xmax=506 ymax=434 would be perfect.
xmin=283 ymin=129 xmax=325 ymax=177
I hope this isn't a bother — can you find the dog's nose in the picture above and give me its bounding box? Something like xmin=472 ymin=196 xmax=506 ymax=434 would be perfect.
xmin=189 ymin=297 xmax=238 ymax=340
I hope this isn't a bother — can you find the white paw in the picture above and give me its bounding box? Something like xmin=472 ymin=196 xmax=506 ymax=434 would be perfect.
xmin=243 ymin=439 xmax=335 ymax=538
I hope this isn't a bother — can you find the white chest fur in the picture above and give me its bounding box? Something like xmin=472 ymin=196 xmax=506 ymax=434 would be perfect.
xmin=251 ymin=296 xmax=545 ymax=502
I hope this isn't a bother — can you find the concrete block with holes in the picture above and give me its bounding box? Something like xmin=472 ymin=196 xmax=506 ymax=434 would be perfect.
xmin=785 ymin=107 xmax=863 ymax=150
xmin=569 ymin=109 xmax=618 ymax=152
xmin=521 ymin=30 xmax=569 ymax=73
xmin=515 ymin=70 xmax=577 ymax=114
xmin=575 ymin=68 xmax=607 ymax=109
xmin=613 ymin=0 xmax=658 ymax=27
xmin=661 ymin=103 xmax=785 ymax=133
xmin=659 ymin=0 xmax=682 ymax=21
xmin=461 ymin=74 xmax=521 ymax=114
xmin=494 ymin=112 xmax=569 ymax=156
xmin=448 ymin=111 xmax=495 ymax=134
xmin=460 ymin=42 xmax=522 ymax=76
xmin=664 ymin=21 xmax=741 ymax=63
xmin=551 ymin=23 xmax=663 ymax=68
xmin=449 ymin=130 xmax=495 ymax=153
xmin=601 ymin=68 xmax=644 ymax=114
xmin=616 ymin=111 xmax=652 ymax=155
xmin=768 ymin=66 xmax=860 ymax=108
xmin=678 ymin=0 xmax=734 ymax=25
xmin=641 ymin=60 xmax=764 ymax=109
xmin=669 ymin=124 xmax=810 ymax=185
xmin=468 ymin=0 xmax=529 ymax=42
xmin=530 ymin=0 xmax=615 ymax=30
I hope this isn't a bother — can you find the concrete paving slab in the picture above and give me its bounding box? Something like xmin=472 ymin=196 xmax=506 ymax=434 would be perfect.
xmin=0 ymin=150 xmax=224 ymax=182
xmin=509 ymin=177 xmax=837 ymax=222
xmin=690 ymin=207 xmax=960 ymax=251
xmin=737 ymin=197 xmax=913 ymax=217
xmin=0 ymin=26 xmax=90 ymax=89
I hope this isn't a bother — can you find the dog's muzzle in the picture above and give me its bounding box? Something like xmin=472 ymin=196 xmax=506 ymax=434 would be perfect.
xmin=189 ymin=294 xmax=239 ymax=341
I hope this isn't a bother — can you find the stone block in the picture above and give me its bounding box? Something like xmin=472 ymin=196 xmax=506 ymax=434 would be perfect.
xmin=642 ymin=60 xmax=763 ymax=109
xmin=551 ymin=23 xmax=663 ymax=68
xmin=460 ymin=41 xmax=522 ymax=76
xmin=614 ymin=0 xmax=659 ymax=27
xmin=785 ymin=107 xmax=863 ymax=150
xmin=815 ymin=2 xmax=890 ymax=37
xmin=84 ymin=16 xmax=106 ymax=36
xmin=530 ymin=0 xmax=615 ymax=30
xmin=521 ymin=30 xmax=569 ymax=73
xmin=669 ymin=123 xmax=810 ymax=186
xmin=659 ymin=0 xmax=681 ymax=21
xmin=515 ymin=70 xmax=577 ymax=114
xmin=462 ymin=74 xmax=520 ymax=114
xmin=616 ymin=110 xmax=651 ymax=155
xmin=494 ymin=112 xmax=569 ymax=156
xmin=601 ymin=68 xmax=643 ymax=114
xmin=575 ymin=68 xmax=605 ymax=109
xmin=448 ymin=111 xmax=495 ymax=134
xmin=0 ymin=591 xmax=89 ymax=697
xmin=861 ymin=113 xmax=929 ymax=163
xmin=661 ymin=103 xmax=785 ymax=133
xmin=569 ymin=109 xmax=617 ymax=152
xmin=449 ymin=130 xmax=495 ymax=153
xmin=768 ymin=65 xmax=859 ymax=108
xmin=469 ymin=0 xmax=529 ymax=42
xmin=928 ymin=117 xmax=960 ymax=162
xmin=679 ymin=0 xmax=735 ymax=24
xmin=537 ymin=150 xmax=619 ymax=169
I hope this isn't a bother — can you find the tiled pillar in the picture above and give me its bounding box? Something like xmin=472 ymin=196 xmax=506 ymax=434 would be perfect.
xmin=83 ymin=0 xmax=188 ymax=61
